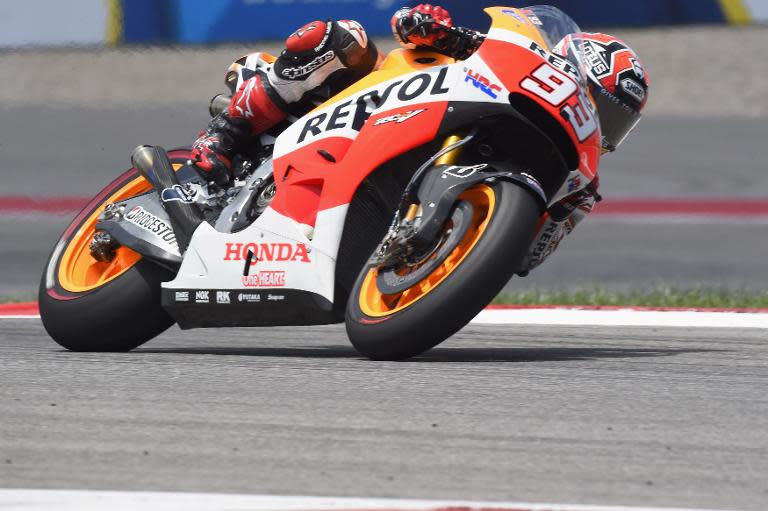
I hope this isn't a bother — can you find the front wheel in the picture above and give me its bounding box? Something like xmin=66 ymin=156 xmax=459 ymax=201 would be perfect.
xmin=345 ymin=182 xmax=541 ymax=360
xmin=39 ymin=150 xmax=191 ymax=351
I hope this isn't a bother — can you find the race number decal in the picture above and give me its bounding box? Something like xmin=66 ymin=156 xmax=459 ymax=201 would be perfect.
xmin=520 ymin=64 xmax=577 ymax=106
xmin=561 ymin=92 xmax=598 ymax=142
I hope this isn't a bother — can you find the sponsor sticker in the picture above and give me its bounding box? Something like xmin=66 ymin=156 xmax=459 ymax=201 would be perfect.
xmin=242 ymin=271 xmax=286 ymax=288
xmin=374 ymin=109 xmax=426 ymax=126
xmin=443 ymin=163 xmax=487 ymax=179
xmin=124 ymin=206 xmax=178 ymax=246
xmin=582 ymin=41 xmax=610 ymax=78
xmin=297 ymin=66 xmax=450 ymax=144
xmin=161 ymin=184 xmax=197 ymax=204
xmin=528 ymin=42 xmax=581 ymax=81
xmin=465 ymin=69 xmax=502 ymax=99
xmin=630 ymin=57 xmax=646 ymax=80
xmin=175 ymin=291 xmax=189 ymax=302
xmin=501 ymin=9 xmax=526 ymax=23
xmin=225 ymin=243 xmax=311 ymax=265
xmin=216 ymin=291 xmax=231 ymax=304
xmin=267 ymin=294 xmax=286 ymax=302
xmin=531 ymin=220 xmax=562 ymax=262
xmin=313 ymin=20 xmax=333 ymax=52
xmin=520 ymin=8 xmax=543 ymax=25
xmin=195 ymin=290 xmax=210 ymax=303
xmin=520 ymin=172 xmax=545 ymax=198
xmin=620 ymin=77 xmax=645 ymax=103
xmin=338 ymin=20 xmax=368 ymax=48
xmin=238 ymin=293 xmax=261 ymax=303
xmin=282 ymin=50 xmax=335 ymax=79
xmin=567 ymin=174 xmax=582 ymax=193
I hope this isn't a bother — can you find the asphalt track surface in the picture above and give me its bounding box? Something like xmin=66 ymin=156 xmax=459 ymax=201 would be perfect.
xmin=2 ymin=107 xmax=768 ymax=299
xmin=1 ymin=318 xmax=767 ymax=510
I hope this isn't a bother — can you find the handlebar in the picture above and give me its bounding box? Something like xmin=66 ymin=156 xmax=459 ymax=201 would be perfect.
xmin=404 ymin=19 xmax=486 ymax=60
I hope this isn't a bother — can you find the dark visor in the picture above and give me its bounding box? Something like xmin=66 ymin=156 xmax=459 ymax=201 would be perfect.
xmin=594 ymin=88 xmax=642 ymax=152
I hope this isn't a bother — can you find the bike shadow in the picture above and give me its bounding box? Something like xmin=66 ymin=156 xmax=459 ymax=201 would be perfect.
xmin=414 ymin=346 xmax=727 ymax=363
xmin=137 ymin=345 xmax=725 ymax=363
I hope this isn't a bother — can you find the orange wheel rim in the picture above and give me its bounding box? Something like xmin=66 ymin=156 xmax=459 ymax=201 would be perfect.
xmin=57 ymin=164 xmax=182 ymax=293
xmin=359 ymin=184 xmax=496 ymax=317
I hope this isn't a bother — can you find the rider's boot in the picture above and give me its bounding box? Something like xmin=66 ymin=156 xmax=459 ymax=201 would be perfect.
xmin=191 ymin=75 xmax=287 ymax=186
xmin=518 ymin=184 xmax=599 ymax=274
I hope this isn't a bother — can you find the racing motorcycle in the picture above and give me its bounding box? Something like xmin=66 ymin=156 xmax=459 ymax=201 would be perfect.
xmin=40 ymin=6 xmax=601 ymax=360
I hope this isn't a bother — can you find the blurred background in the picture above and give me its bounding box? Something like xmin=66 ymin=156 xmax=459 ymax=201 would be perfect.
xmin=1 ymin=0 xmax=767 ymax=301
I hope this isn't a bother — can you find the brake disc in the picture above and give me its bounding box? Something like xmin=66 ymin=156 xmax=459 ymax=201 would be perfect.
xmin=376 ymin=201 xmax=474 ymax=295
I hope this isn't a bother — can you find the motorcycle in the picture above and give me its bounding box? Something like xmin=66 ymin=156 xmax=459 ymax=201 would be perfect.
xmin=40 ymin=6 xmax=601 ymax=360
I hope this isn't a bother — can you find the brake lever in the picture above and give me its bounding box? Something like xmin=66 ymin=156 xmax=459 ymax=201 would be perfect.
xmin=403 ymin=18 xmax=438 ymax=39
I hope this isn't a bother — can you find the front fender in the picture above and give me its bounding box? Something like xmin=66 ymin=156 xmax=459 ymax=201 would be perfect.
xmin=413 ymin=162 xmax=546 ymax=246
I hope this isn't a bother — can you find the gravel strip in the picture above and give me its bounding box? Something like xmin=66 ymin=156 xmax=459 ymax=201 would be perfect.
xmin=2 ymin=26 xmax=767 ymax=116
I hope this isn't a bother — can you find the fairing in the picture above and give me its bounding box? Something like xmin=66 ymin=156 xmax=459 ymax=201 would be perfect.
xmin=161 ymin=6 xmax=602 ymax=326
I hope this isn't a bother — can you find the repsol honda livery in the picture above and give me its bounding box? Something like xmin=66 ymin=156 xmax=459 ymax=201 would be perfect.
xmin=41 ymin=7 xmax=602 ymax=360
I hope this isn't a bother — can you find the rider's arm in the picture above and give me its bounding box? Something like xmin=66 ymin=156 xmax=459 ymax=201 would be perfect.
xmin=391 ymin=4 xmax=484 ymax=60
xmin=192 ymin=19 xmax=378 ymax=184
xmin=520 ymin=177 xmax=601 ymax=274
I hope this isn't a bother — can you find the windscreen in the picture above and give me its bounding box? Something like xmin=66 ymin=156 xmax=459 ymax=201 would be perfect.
xmin=520 ymin=5 xmax=589 ymax=89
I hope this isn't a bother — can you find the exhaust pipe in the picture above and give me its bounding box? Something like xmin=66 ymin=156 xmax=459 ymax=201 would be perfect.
xmin=131 ymin=145 xmax=205 ymax=252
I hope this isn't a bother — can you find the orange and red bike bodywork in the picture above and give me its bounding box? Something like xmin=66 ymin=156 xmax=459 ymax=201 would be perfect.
xmin=153 ymin=7 xmax=602 ymax=327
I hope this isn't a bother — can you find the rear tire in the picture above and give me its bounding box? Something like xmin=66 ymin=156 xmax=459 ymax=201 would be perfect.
xmin=39 ymin=151 xmax=191 ymax=351
xmin=39 ymin=261 xmax=174 ymax=352
xmin=345 ymin=181 xmax=541 ymax=360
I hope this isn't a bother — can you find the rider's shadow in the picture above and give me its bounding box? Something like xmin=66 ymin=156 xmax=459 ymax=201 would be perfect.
xmin=137 ymin=345 xmax=725 ymax=363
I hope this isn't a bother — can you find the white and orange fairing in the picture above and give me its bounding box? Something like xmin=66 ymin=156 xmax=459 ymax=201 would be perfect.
xmin=163 ymin=7 xmax=602 ymax=305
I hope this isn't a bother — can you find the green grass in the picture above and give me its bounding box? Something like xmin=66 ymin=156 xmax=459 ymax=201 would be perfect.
xmin=4 ymin=289 xmax=768 ymax=309
xmin=0 ymin=296 xmax=36 ymax=304
xmin=493 ymin=288 xmax=768 ymax=309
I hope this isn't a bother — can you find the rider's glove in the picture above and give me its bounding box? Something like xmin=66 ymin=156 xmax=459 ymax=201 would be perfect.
xmin=433 ymin=26 xmax=484 ymax=61
xmin=391 ymin=4 xmax=453 ymax=48
xmin=190 ymin=113 xmax=250 ymax=186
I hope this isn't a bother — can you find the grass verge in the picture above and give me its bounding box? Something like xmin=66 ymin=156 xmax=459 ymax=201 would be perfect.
xmin=493 ymin=288 xmax=768 ymax=309
xmin=0 ymin=296 xmax=36 ymax=305
xmin=4 ymin=290 xmax=768 ymax=309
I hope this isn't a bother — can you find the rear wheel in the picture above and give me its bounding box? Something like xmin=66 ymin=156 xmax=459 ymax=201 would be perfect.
xmin=345 ymin=182 xmax=541 ymax=360
xmin=39 ymin=150 xmax=190 ymax=351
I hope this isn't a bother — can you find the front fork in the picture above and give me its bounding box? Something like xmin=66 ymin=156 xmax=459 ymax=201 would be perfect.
xmin=403 ymin=134 xmax=465 ymax=223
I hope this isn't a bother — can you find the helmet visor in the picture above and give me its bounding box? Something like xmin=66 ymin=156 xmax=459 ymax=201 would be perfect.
xmin=594 ymin=88 xmax=642 ymax=152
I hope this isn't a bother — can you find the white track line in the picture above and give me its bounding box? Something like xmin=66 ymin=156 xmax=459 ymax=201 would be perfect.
xmin=472 ymin=308 xmax=768 ymax=328
xmin=3 ymin=309 xmax=768 ymax=328
xmin=0 ymin=490 xmax=736 ymax=511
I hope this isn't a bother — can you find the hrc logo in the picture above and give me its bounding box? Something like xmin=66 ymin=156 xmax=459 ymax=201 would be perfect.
xmin=465 ymin=69 xmax=502 ymax=99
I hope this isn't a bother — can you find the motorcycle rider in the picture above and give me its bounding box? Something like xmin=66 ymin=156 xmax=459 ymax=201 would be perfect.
xmin=523 ymin=31 xmax=649 ymax=272
xmin=190 ymin=4 xmax=649 ymax=275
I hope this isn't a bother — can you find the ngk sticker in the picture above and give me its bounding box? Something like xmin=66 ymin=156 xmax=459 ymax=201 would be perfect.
xmin=224 ymin=242 xmax=311 ymax=264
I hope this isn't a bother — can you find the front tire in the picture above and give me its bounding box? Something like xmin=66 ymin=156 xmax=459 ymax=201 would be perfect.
xmin=345 ymin=182 xmax=541 ymax=360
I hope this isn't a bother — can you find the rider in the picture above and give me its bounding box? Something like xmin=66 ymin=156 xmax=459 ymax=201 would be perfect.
xmin=190 ymin=4 xmax=649 ymax=275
